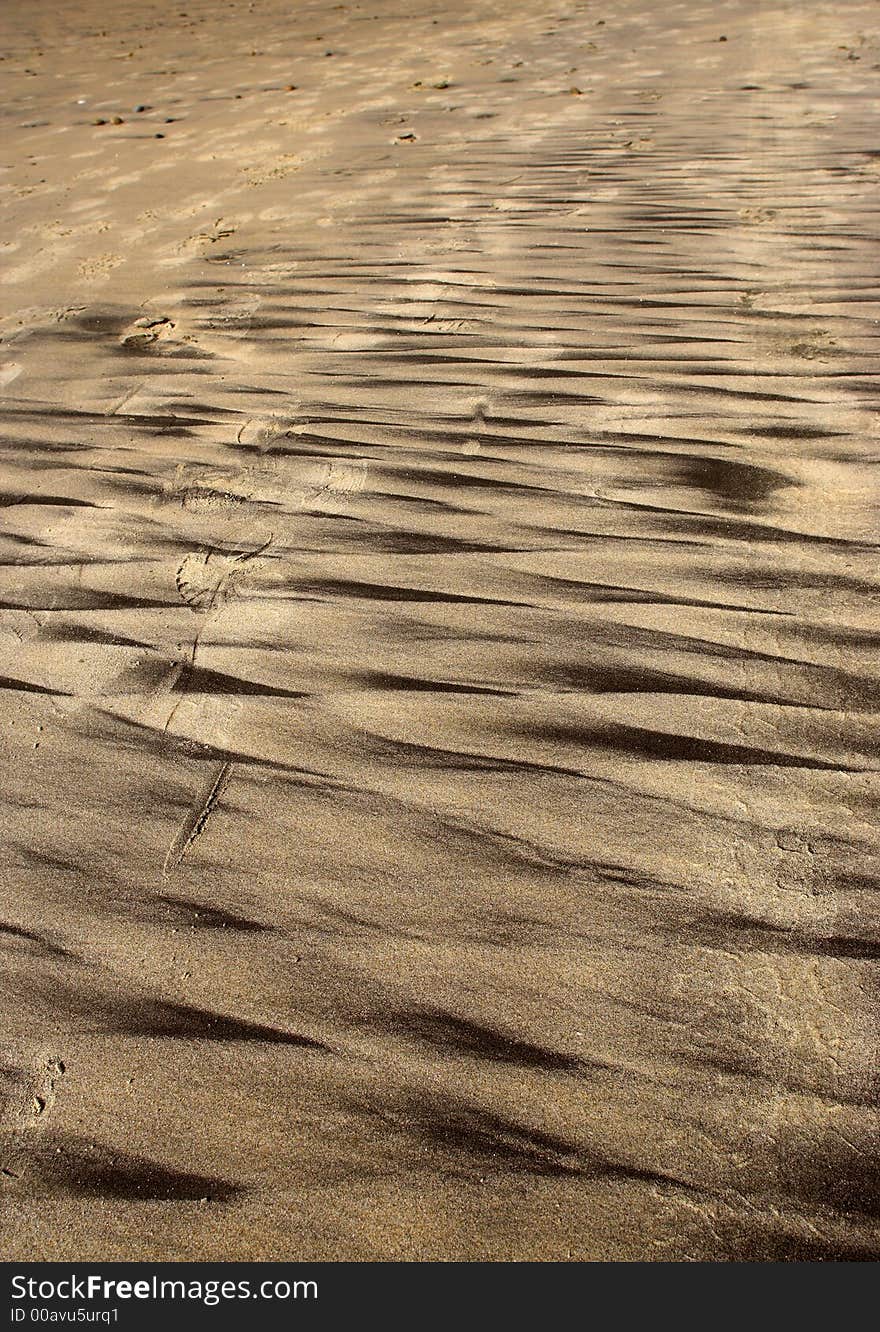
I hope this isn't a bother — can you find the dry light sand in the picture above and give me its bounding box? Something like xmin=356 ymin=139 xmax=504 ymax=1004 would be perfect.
xmin=1 ymin=0 xmax=879 ymax=1261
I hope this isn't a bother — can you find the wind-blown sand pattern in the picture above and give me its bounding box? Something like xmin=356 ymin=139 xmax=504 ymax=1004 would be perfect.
xmin=1 ymin=0 xmax=878 ymax=1261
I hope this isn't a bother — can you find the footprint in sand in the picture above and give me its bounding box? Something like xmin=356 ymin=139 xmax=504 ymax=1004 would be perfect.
xmin=738 ymin=206 xmax=778 ymax=224
xmin=179 ymin=486 xmax=249 ymax=517
xmin=175 ymin=542 xmax=273 ymax=612
xmin=1 ymin=1056 xmax=66 ymax=1186
xmin=242 ymin=154 xmax=300 ymax=186
xmin=198 ymin=293 xmax=262 ymax=335
xmin=786 ymin=329 xmax=837 ymax=360
xmin=76 ymin=253 xmax=124 ymax=281
xmin=235 ymin=416 xmax=298 ymax=452
xmin=304 ymin=458 xmax=368 ymax=510
xmin=168 ymin=464 xmax=256 ymax=517
xmin=6 ymin=1056 xmax=65 ymax=1136
xmin=176 ymin=217 xmax=237 ymax=255
xmin=461 ymin=398 xmax=491 ymax=455
xmin=0 ymin=361 xmax=23 ymax=389
xmin=119 ymin=315 xmax=208 ymax=357
xmin=120 ymin=314 xmax=177 ymax=347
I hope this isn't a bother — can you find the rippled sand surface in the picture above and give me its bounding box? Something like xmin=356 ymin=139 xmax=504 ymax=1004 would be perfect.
xmin=1 ymin=0 xmax=878 ymax=1261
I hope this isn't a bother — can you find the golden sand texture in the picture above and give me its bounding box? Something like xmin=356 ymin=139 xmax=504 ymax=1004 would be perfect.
xmin=0 ymin=0 xmax=878 ymax=1260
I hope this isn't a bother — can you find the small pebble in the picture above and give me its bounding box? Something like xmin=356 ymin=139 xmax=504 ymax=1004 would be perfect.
xmin=92 ymin=118 xmax=107 ymax=126
xmin=111 ymin=115 xmax=124 ymax=125
xmin=134 ymin=104 xmax=148 ymax=112
xmin=284 ymin=84 xmax=297 ymax=91
xmin=155 ymin=132 xmax=165 ymax=139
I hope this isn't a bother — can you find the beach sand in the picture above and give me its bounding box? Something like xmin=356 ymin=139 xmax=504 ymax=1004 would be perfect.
xmin=1 ymin=0 xmax=878 ymax=1260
